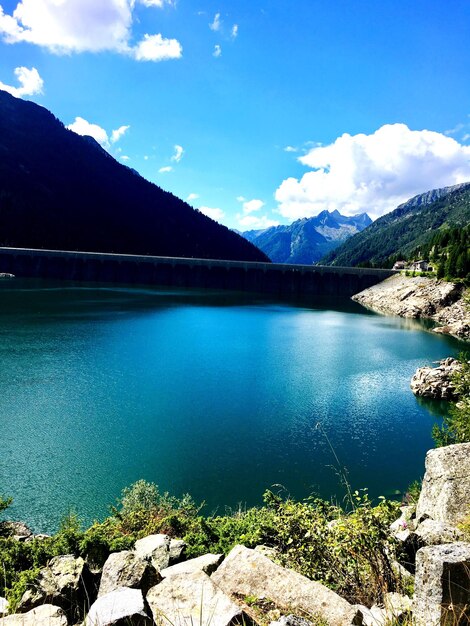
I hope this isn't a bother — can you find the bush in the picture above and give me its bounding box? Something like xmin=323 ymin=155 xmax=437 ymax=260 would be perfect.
xmin=0 ymin=495 xmax=12 ymax=515
xmin=0 ymin=482 xmax=404 ymax=609
xmin=433 ymin=355 xmax=470 ymax=446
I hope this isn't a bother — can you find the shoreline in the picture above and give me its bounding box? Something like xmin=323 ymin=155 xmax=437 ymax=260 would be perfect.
xmin=352 ymin=274 xmax=469 ymax=342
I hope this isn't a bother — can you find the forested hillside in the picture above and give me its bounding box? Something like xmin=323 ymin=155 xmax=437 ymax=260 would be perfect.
xmin=0 ymin=91 xmax=268 ymax=262
xmin=320 ymin=183 xmax=470 ymax=269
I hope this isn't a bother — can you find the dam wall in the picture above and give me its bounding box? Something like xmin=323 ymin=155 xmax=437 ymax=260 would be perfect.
xmin=0 ymin=247 xmax=396 ymax=299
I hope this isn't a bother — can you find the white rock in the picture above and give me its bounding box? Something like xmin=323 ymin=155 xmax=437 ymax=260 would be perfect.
xmin=0 ymin=605 xmax=67 ymax=626
xmin=211 ymin=545 xmax=362 ymax=626
xmin=160 ymin=553 xmax=223 ymax=578
xmin=416 ymin=442 xmax=470 ymax=526
xmin=134 ymin=534 xmax=171 ymax=570
xmin=147 ymin=570 xmax=245 ymax=626
xmin=85 ymin=587 xmax=151 ymax=626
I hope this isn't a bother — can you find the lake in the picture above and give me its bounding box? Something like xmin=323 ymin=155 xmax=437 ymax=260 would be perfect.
xmin=0 ymin=279 xmax=461 ymax=533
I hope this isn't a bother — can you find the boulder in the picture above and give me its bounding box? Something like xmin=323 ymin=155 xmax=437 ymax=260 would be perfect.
xmin=160 ymin=554 xmax=223 ymax=578
xmin=99 ymin=551 xmax=161 ymax=597
xmin=0 ymin=522 xmax=33 ymax=541
xmin=85 ymin=587 xmax=151 ymax=626
xmin=414 ymin=542 xmax=470 ymax=626
xmin=134 ymin=534 xmax=170 ymax=571
xmin=415 ymin=518 xmax=464 ymax=545
xmin=410 ymin=357 xmax=462 ymax=399
xmin=147 ymin=570 xmax=246 ymax=626
xmin=355 ymin=605 xmax=386 ymax=626
xmin=17 ymin=554 xmax=92 ymax=621
xmin=0 ymin=598 xmax=8 ymax=617
xmin=356 ymin=593 xmax=412 ymax=626
xmin=169 ymin=539 xmax=186 ymax=564
xmin=416 ymin=442 xmax=470 ymax=526
xmin=0 ymin=605 xmax=67 ymax=626
xmin=211 ymin=545 xmax=362 ymax=626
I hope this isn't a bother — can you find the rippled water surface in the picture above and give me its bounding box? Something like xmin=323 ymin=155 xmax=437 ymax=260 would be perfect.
xmin=0 ymin=279 xmax=461 ymax=532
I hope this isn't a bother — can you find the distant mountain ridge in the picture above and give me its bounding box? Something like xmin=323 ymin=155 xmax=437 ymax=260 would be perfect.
xmin=240 ymin=210 xmax=372 ymax=264
xmin=320 ymin=183 xmax=470 ymax=267
xmin=0 ymin=90 xmax=268 ymax=262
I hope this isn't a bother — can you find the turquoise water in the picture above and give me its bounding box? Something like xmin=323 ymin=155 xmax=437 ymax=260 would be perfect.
xmin=0 ymin=280 xmax=461 ymax=533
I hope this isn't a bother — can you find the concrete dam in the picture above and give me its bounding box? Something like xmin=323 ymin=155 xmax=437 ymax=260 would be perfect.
xmin=0 ymin=248 xmax=396 ymax=299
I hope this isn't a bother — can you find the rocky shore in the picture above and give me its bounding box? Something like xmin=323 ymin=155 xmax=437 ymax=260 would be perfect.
xmin=1 ymin=442 xmax=470 ymax=626
xmin=410 ymin=357 xmax=462 ymax=399
xmin=352 ymin=274 xmax=469 ymax=341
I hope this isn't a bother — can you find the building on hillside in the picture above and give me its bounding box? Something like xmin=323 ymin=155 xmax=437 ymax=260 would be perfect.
xmin=393 ymin=261 xmax=406 ymax=270
xmin=409 ymin=260 xmax=433 ymax=272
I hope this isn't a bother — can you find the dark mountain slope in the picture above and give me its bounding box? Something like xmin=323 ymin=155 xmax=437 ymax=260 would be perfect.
xmin=241 ymin=210 xmax=372 ymax=264
xmin=320 ymin=183 xmax=470 ymax=267
xmin=0 ymin=91 xmax=268 ymax=262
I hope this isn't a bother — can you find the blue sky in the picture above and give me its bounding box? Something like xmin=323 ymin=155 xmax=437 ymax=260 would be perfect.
xmin=1 ymin=0 xmax=470 ymax=229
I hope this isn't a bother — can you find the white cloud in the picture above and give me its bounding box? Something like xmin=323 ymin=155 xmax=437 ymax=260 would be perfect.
xmin=187 ymin=193 xmax=199 ymax=202
xmin=209 ymin=12 xmax=221 ymax=31
xmin=0 ymin=65 xmax=43 ymax=97
xmin=463 ymin=134 xmax=470 ymax=142
xmin=231 ymin=24 xmax=238 ymax=38
xmin=132 ymin=33 xmax=182 ymax=61
xmin=199 ymin=206 xmax=225 ymax=222
xmin=236 ymin=195 xmax=246 ymax=202
xmin=67 ymin=117 xmax=109 ymax=147
xmin=242 ymin=199 xmax=264 ymax=214
xmin=111 ymin=125 xmax=130 ymax=143
xmin=0 ymin=0 xmax=182 ymax=62
xmin=213 ymin=44 xmax=221 ymax=58
xmin=238 ymin=214 xmax=280 ymax=230
xmin=275 ymin=123 xmax=470 ymax=221
xmin=171 ymin=144 xmax=184 ymax=162
xmin=284 ymin=145 xmax=298 ymax=153
xmin=120 ymin=155 xmax=130 ymax=161
xmin=139 ymin=0 xmax=174 ymax=6
xmin=66 ymin=117 xmax=129 ymax=150
xmin=159 ymin=165 xmax=173 ymax=173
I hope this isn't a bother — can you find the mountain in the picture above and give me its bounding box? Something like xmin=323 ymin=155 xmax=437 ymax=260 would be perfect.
xmin=0 ymin=90 xmax=268 ymax=262
xmin=240 ymin=210 xmax=372 ymax=264
xmin=320 ymin=183 xmax=470 ymax=267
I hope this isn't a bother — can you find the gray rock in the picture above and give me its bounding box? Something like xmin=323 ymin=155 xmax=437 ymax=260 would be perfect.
xmin=410 ymin=357 xmax=462 ymax=399
xmin=211 ymin=545 xmax=362 ymax=626
xmin=134 ymin=534 xmax=170 ymax=570
xmin=160 ymin=553 xmax=223 ymax=578
xmin=0 ymin=522 xmax=33 ymax=541
xmin=355 ymin=605 xmax=386 ymax=626
xmin=147 ymin=570 xmax=246 ymax=626
xmin=0 ymin=598 xmax=8 ymax=617
xmin=415 ymin=518 xmax=464 ymax=545
xmin=357 ymin=594 xmax=412 ymax=626
xmin=169 ymin=539 xmax=186 ymax=564
xmin=99 ymin=551 xmax=161 ymax=597
xmin=17 ymin=554 xmax=92 ymax=621
xmin=383 ymin=592 xmax=412 ymax=617
xmin=352 ymin=275 xmax=470 ymax=341
xmin=0 ymin=605 xmax=67 ymax=626
xmin=85 ymin=587 xmax=151 ymax=626
xmin=416 ymin=442 xmax=470 ymax=526
xmin=414 ymin=542 xmax=470 ymax=626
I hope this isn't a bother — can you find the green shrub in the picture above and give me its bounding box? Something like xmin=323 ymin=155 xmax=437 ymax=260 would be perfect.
xmin=0 ymin=495 xmax=12 ymax=515
xmin=433 ymin=355 xmax=470 ymax=446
